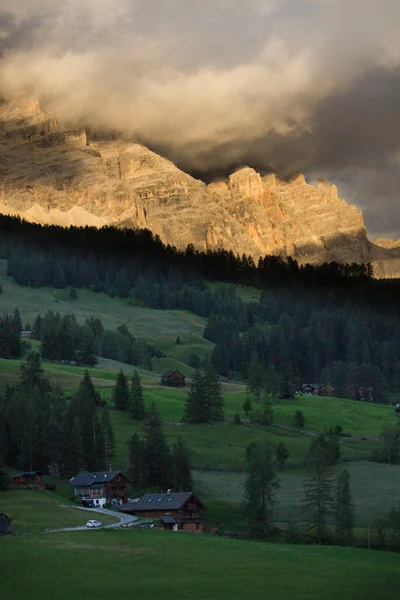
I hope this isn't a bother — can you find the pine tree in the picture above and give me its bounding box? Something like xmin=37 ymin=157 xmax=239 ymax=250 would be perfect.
xmin=101 ymin=404 xmax=116 ymax=469
xmin=183 ymin=369 xmax=206 ymax=423
xmin=303 ymin=448 xmax=334 ymax=544
xmin=172 ymin=437 xmax=193 ymax=492
xmin=243 ymin=397 xmax=252 ymax=417
xmin=275 ymin=442 xmax=289 ymax=469
xmin=68 ymin=417 xmax=87 ymax=474
xmin=12 ymin=308 xmax=22 ymax=333
xmin=113 ymin=370 xmax=130 ymax=411
xmin=203 ymin=361 xmax=224 ymax=422
xmin=243 ymin=439 xmax=280 ymax=538
xmin=292 ymin=410 xmax=305 ymax=429
xmin=335 ymin=469 xmax=355 ymax=544
xmin=128 ymin=433 xmax=145 ymax=491
xmin=144 ymin=402 xmax=171 ymax=489
xmin=263 ymin=364 xmax=280 ymax=400
xmin=246 ymin=353 xmax=264 ymax=404
xmin=130 ymin=370 xmax=146 ymax=420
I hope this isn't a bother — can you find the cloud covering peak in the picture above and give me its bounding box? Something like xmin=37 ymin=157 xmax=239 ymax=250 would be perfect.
xmin=1 ymin=0 xmax=400 ymax=236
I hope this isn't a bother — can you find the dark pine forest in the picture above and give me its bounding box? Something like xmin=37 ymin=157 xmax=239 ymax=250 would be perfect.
xmin=1 ymin=215 xmax=400 ymax=404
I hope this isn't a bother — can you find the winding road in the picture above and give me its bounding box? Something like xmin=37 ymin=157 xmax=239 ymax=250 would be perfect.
xmin=45 ymin=505 xmax=138 ymax=533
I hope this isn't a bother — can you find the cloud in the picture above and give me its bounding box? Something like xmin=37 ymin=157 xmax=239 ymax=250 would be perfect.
xmin=0 ymin=0 xmax=400 ymax=235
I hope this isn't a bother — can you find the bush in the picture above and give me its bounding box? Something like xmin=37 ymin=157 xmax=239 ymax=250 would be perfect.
xmin=234 ymin=413 xmax=242 ymax=425
xmin=45 ymin=482 xmax=57 ymax=492
xmin=292 ymin=410 xmax=305 ymax=429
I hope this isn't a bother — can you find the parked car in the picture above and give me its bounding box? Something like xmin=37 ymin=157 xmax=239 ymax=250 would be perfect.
xmin=86 ymin=520 xmax=102 ymax=528
xmin=82 ymin=499 xmax=95 ymax=508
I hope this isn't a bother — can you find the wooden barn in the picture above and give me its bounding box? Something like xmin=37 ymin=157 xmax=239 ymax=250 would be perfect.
xmin=160 ymin=369 xmax=186 ymax=387
xmin=0 ymin=513 xmax=12 ymax=535
xmin=12 ymin=471 xmax=45 ymax=489
xmin=69 ymin=471 xmax=131 ymax=507
xmin=119 ymin=492 xmax=205 ymax=533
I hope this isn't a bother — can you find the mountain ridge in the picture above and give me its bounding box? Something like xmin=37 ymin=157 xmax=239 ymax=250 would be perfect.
xmin=1 ymin=97 xmax=399 ymax=277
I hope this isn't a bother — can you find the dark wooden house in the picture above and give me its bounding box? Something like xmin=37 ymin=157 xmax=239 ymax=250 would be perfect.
xmin=69 ymin=471 xmax=131 ymax=507
xmin=0 ymin=513 xmax=12 ymax=535
xmin=12 ymin=471 xmax=45 ymax=489
xmin=119 ymin=492 xmax=205 ymax=533
xmin=160 ymin=370 xmax=186 ymax=387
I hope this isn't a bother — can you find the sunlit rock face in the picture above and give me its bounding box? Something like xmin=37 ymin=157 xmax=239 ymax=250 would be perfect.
xmin=0 ymin=97 xmax=398 ymax=277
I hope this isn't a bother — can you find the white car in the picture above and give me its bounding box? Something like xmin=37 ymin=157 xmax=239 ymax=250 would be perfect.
xmin=86 ymin=520 xmax=102 ymax=528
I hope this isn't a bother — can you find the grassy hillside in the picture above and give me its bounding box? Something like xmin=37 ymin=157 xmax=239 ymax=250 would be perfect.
xmin=0 ymin=259 xmax=213 ymax=364
xmin=0 ymin=490 xmax=118 ymax=534
xmin=1 ymin=529 xmax=398 ymax=600
xmin=194 ymin=461 xmax=400 ymax=526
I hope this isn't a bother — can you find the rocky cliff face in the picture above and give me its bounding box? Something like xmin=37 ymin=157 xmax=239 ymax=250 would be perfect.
xmin=0 ymin=98 xmax=398 ymax=276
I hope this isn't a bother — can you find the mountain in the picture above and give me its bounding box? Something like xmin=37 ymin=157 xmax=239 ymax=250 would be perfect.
xmin=1 ymin=97 xmax=399 ymax=277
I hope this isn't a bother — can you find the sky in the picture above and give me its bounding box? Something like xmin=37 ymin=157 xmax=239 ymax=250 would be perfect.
xmin=0 ymin=0 xmax=399 ymax=238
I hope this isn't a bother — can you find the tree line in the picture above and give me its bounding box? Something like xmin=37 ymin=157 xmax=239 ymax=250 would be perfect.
xmin=2 ymin=215 xmax=400 ymax=401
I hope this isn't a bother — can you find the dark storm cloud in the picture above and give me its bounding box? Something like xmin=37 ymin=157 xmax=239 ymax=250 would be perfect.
xmin=0 ymin=0 xmax=399 ymax=236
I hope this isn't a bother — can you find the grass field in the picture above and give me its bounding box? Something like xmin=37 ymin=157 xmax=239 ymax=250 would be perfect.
xmin=0 ymin=528 xmax=398 ymax=600
xmin=0 ymin=259 xmax=213 ymax=364
xmin=194 ymin=461 xmax=400 ymax=527
xmin=0 ymin=490 xmax=119 ymax=534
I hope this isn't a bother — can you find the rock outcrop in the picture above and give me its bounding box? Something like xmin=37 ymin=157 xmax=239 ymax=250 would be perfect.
xmin=0 ymin=97 xmax=399 ymax=277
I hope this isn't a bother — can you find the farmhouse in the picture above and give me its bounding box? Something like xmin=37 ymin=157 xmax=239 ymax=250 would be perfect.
xmin=0 ymin=513 xmax=12 ymax=535
xmin=119 ymin=492 xmax=205 ymax=533
xmin=70 ymin=471 xmax=131 ymax=507
xmin=12 ymin=471 xmax=45 ymax=489
xmin=160 ymin=369 xmax=186 ymax=387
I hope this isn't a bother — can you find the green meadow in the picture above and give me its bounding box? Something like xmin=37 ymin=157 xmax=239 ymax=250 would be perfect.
xmin=0 ymin=490 xmax=118 ymax=535
xmin=0 ymin=529 xmax=399 ymax=600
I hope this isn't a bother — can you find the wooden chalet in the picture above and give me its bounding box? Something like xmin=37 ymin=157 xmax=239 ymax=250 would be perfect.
xmin=160 ymin=369 xmax=186 ymax=387
xmin=120 ymin=492 xmax=205 ymax=533
xmin=70 ymin=471 xmax=131 ymax=506
xmin=0 ymin=513 xmax=12 ymax=535
xmin=12 ymin=471 xmax=45 ymax=489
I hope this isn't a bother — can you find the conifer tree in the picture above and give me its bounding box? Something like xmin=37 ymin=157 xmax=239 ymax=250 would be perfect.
xmin=243 ymin=439 xmax=280 ymax=538
xmin=12 ymin=308 xmax=22 ymax=333
xmin=184 ymin=369 xmax=206 ymax=423
xmin=246 ymin=353 xmax=264 ymax=404
xmin=144 ymin=402 xmax=171 ymax=489
xmin=203 ymin=360 xmax=224 ymax=422
xmin=128 ymin=433 xmax=145 ymax=491
xmin=172 ymin=437 xmax=193 ymax=492
xmin=113 ymin=370 xmax=130 ymax=411
xmin=101 ymin=404 xmax=116 ymax=469
xmin=335 ymin=469 xmax=355 ymax=544
xmin=303 ymin=443 xmax=334 ymax=544
xmin=67 ymin=417 xmax=87 ymax=474
xmin=130 ymin=370 xmax=146 ymax=420
xmin=243 ymin=397 xmax=252 ymax=417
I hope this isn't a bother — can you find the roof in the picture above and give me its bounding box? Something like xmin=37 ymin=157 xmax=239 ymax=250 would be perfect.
xmin=161 ymin=370 xmax=184 ymax=378
xmin=13 ymin=471 xmax=42 ymax=478
xmin=119 ymin=492 xmax=204 ymax=513
xmin=70 ymin=471 xmax=130 ymax=487
xmin=161 ymin=516 xmax=177 ymax=524
xmin=0 ymin=513 xmax=12 ymax=521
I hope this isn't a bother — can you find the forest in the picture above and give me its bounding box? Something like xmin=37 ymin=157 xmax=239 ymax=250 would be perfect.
xmin=0 ymin=215 xmax=399 ymax=402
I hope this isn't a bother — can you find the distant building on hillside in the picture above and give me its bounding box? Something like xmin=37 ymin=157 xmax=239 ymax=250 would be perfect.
xmin=20 ymin=330 xmax=32 ymax=339
xmin=69 ymin=471 xmax=131 ymax=507
xmin=12 ymin=471 xmax=45 ymax=489
xmin=119 ymin=492 xmax=205 ymax=533
xmin=160 ymin=369 xmax=186 ymax=387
